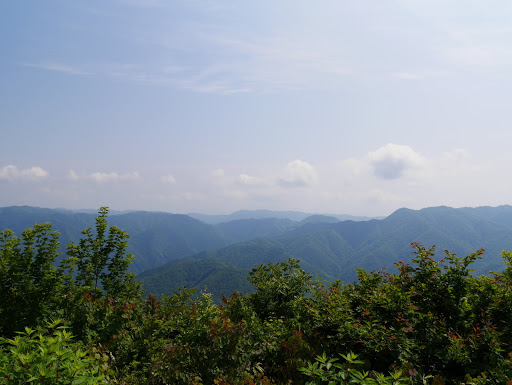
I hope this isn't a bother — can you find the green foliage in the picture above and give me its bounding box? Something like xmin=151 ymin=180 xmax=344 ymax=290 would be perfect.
xmin=5 ymin=208 xmax=512 ymax=384
xmin=0 ymin=223 xmax=62 ymax=337
xmin=303 ymin=243 xmax=512 ymax=383
xmin=0 ymin=319 xmax=109 ymax=384
xmin=248 ymin=258 xmax=313 ymax=320
xmin=64 ymin=207 xmax=139 ymax=300
xmin=138 ymin=257 xmax=254 ymax=303
xmin=300 ymin=352 xmax=411 ymax=385
xmin=105 ymin=288 xmax=257 ymax=384
xmin=0 ymin=207 xmax=141 ymax=350
xmin=462 ymin=352 xmax=512 ymax=384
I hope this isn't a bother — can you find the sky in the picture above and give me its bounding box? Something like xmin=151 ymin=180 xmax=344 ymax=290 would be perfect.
xmin=2 ymin=1 xmax=512 ymax=216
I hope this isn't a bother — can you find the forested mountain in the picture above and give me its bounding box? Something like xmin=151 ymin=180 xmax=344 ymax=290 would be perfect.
xmin=5 ymin=212 xmax=512 ymax=384
xmin=0 ymin=206 xmax=96 ymax=249
xmin=138 ymin=258 xmax=254 ymax=301
xmin=139 ymin=205 xmax=512 ymax=298
xmin=215 ymin=217 xmax=298 ymax=242
xmin=108 ymin=212 xmax=231 ymax=273
xmin=4 ymin=205 xmax=512 ymax=299
xmin=0 ymin=207 xmax=231 ymax=273
xmin=0 ymin=206 xmax=379 ymax=274
xmin=0 ymin=206 xmax=350 ymax=274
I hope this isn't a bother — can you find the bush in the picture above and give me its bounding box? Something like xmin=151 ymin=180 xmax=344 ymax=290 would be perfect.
xmin=300 ymin=352 xmax=411 ymax=385
xmin=0 ymin=319 xmax=110 ymax=385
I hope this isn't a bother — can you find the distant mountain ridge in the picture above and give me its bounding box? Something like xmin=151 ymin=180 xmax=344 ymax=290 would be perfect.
xmin=139 ymin=205 xmax=512 ymax=299
xmin=187 ymin=209 xmax=382 ymax=224
xmin=0 ymin=206 xmax=227 ymax=273
xmin=3 ymin=205 xmax=512 ymax=301
xmin=0 ymin=206 xmax=371 ymax=274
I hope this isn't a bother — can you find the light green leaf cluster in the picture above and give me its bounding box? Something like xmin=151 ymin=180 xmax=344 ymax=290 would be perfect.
xmin=64 ymin=207 xmax=139 ymax=301
xmin=300 ymin=352 xmax=410 ymax=385
xmin=0 ymin=319 xmax=108 ymax=385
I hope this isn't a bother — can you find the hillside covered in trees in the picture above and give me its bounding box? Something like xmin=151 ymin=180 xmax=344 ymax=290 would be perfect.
xmin=4 ymin=205 xmax=512 ymax=300
xmin=2 ymin=208 xmax=512 ymax=384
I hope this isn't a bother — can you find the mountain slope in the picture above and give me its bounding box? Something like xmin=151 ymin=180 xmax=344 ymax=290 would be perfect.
xmin=0 ymin=207 xmax=231 ymax=274
xmin=5 ymin=205 xmax=512 ymax=299
xmin=139 ymin=205 xmax=512 ymax=297
xmin=110 ymin=212 xmax=230 ymax=273
xmin=138 ymin=258 xmax=253 ymax=300
xmin=215 ymin=218 xmax=297 ymax=243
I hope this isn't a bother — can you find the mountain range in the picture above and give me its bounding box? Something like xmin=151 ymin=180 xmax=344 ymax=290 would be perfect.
xmin=2 ymin=205 xmax=512 ymax=300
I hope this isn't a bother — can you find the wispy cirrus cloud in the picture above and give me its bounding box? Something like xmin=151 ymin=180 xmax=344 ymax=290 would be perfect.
xmin=22 ymin=62 xmax=91 ymax=75
xmin=21 ymin=24 xmax=352 ymax=94
xmin=114 ymin=0 xmax=167 ymax=7
xmin=20 ymin=1 xmax=512 ymax=97
xmin=397 ymin=0 xmax=512 ymax=74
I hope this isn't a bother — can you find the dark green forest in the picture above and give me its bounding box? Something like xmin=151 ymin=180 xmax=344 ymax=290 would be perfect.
xmin=2 ymin=208 xmax=512 ymax=384
xmin=4 ymin=205 xmax=512 ymax=301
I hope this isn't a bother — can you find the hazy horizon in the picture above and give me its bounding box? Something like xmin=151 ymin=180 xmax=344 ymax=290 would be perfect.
xmin=3 ymin=203 xmax=509 ymax=220
xmin=2 ymin=1 xmax=512 ymax=216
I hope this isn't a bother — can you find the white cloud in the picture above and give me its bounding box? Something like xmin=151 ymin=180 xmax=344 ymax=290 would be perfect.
xmin=210 ymin=168 xmax=228 ymax=187
xmin=24 ymin=167 xmax=49 ymax=180
xmin=0 ymin=165 xmax=49 ymax=182
xmin=89 ymin=171 xmax=140 ymax=183
xmin=211 ymin=168 xmax=225 ymax=178
xmin=367 ymin=144 xmax=426 ymax=180
xmin=160 ymin=174 xmax=177 ymax=184
xmin=338 ymin=144 xmax=472 ymax=184
xmin=279 ymin=160 xmax=318 ymax=188
xmin=330 ymin=143 xmax=490 ymax=214
xmin=238 ymin=173 xmax=271 ymax=187
xmin=442 ymin=148 xmax=470 ymax=161
xmin=67 ymin=170 xmax=79 ymax=181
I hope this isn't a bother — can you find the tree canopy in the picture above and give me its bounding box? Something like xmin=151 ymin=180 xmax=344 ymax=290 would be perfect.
xmin=2 ymin=210 xmax=512 ymax=384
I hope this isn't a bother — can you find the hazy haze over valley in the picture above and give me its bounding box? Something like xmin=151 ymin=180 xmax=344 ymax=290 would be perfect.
xmin=2 ymin=2 xmax=512 ymax=216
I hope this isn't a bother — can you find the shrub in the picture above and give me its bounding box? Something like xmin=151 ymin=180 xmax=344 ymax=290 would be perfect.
xmin=0 ymin=319 xmax=110 ymax=384
xmin=300 ymin=352 xmax=411 ymax=385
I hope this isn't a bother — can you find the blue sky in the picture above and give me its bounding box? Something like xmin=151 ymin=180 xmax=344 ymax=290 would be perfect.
xmin=2 ymin=1 xmax=512 ymax=216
